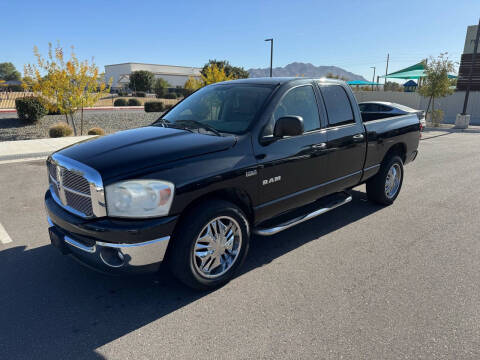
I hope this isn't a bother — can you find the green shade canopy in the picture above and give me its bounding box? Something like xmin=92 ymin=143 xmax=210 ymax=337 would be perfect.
xmin=381 ymin=61 xmax=457 ymax=79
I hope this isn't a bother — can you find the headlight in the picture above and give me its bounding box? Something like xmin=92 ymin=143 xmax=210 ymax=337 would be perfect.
xmin=105 ymin=180 xmax=174 ymax=218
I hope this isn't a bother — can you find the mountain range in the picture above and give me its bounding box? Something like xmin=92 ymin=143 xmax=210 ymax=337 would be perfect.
xmin=247 ymin=62 xmax=366 ymax=81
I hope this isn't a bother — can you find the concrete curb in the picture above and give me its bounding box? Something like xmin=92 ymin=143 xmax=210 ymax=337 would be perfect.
xmin=0 ymin=106 xmax=144 ymax=113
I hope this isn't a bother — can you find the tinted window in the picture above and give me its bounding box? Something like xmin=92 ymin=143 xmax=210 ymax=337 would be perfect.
xmin=273 ymin=85 xmax=320 ymax=133
xmin=162 ymin=84 xmax=273 ymax=134
xmin=321 ymin=85 xmax=355 ymax=126
xmin=378 ymin=104 xmax=393 ymax=112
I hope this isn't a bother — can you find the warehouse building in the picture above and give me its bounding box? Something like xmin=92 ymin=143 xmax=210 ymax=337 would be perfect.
xmin=105 ymin=62 xmax=202 ymax=90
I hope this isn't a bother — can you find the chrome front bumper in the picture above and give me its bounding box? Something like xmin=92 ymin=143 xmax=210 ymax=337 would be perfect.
xmin=47 ymin=217 xmax=170 ymax=274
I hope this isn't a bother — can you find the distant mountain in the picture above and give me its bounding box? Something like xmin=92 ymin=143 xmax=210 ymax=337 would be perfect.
xmin=248 ymin=62 xmax=366 ymax=81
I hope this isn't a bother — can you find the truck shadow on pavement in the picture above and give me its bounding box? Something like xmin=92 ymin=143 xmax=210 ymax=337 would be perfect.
xmin=0 ymin=190 xmax=381 ymax=359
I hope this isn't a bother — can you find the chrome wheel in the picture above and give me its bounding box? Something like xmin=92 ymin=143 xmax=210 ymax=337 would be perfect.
xmin=193 ymin=216 xmax=242 ymax=279
xmin=384 ymin=163 xmax=402 ymax=199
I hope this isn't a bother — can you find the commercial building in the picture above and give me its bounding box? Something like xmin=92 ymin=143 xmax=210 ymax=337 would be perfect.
xmin=105 ymin=63 xmax=202 ymax=90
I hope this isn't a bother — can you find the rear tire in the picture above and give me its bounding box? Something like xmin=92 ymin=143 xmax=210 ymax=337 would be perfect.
xmin=168 ymin=199 xmax=250 ymax=290
xmin=366 ymin=155 xmax=404 ymax=205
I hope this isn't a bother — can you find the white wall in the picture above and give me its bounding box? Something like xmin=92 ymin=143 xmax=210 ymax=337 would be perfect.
xmin=353 ymin=91 xmax=480 ymax=125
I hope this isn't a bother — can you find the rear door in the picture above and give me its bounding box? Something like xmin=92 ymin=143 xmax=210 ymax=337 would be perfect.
xmin=318 ymin=84 xmax=366 ymax=192
xmin=253 ymin=83 xmax=330 ymax=223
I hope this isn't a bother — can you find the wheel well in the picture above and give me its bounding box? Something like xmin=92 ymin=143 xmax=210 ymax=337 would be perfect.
xmin=175 ymin=188 xmax=254 ymax=228
xmin=383 ymin=143 xmax=406 ymax=164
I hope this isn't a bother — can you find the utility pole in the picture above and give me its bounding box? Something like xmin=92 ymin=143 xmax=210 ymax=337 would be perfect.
xmin=462 ymin=19 xmax=480 ymax=115
xmin=370 ymin=66 xmax=376 ymax=91
xmin=376 ymin=75 xmax=380 ymax=91
xmin=384 ymin=53 xmax=389 ymax=91
xmin=265 ymin=38 xmax=273 ymax=77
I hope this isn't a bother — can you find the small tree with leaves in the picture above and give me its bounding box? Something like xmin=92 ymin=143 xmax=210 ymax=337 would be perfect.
xmin=201 ymin=64 xmax=233 ymax=85
xmin=153 ymin=78 xmax=170 ymax=98
xmin=24 ymin=42 xmax=110 ymax=135
xmin=201 ymin=60 xmax=248 ymax=80
xmin=129 ymin=70 xmax=154 ymax=93
xmin=419 ymin=54 xmax=455 ymax=126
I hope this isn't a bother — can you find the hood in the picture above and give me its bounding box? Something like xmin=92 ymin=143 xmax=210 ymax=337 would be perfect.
xmin=58 ymin=126 xmax=236 ymax=180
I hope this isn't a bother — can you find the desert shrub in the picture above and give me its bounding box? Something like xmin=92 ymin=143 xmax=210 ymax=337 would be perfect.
xmin=162 ymin=93 xmax=177 ymax=99
xmin=127 ymin=98 xmax=141 ymax=106
xmin=87 ymin=127 xmax=105 ymax=135
xmin=114 ymin=98 xmax=127 ymax=106
xmin=144 ymin=101 xmax=164 ymax=112
xmin=15 ymin=97 xmax=47 ymax=123
xmin=49 ymin=122 xmax=73 ymax=138
xmin=135 ymin=91 xmax=146 ymax=97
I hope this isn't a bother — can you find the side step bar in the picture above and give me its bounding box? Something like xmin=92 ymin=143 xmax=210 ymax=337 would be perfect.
xmin=254 ymin=192 xmax=352 ymax=236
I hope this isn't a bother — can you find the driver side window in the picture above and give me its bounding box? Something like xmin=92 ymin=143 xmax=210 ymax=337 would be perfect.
xmin=264 ymin=85 xmax=320 ymax=136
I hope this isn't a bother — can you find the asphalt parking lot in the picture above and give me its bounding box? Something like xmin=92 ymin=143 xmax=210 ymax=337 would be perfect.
xmin=1 ymin=129 xmax=480 ymax=359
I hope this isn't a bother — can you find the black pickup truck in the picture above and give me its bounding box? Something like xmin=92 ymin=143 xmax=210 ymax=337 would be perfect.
xmin=45 ymin=77 xmax=420 ymax=290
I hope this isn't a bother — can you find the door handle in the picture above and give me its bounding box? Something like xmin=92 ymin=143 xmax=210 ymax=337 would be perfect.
xmin=353 ymin=134 xmax=364 ymax=140
xmin=312 ymin=143 xmax=327 ymax=150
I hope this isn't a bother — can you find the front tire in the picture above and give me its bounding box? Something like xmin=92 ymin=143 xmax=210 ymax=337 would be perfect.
xmin=366 ymin=155 xmax=404 ymax=205
xmin=168 ymin=199 xmax=250 ymax=290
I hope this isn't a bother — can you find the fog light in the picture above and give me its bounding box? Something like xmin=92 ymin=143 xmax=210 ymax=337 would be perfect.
xmin=100 ymin=247 xmax=125 ymax=268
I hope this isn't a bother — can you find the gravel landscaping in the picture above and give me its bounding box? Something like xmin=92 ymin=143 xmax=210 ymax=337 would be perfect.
xmin=0 ymin=110 xmax=163 ymax=141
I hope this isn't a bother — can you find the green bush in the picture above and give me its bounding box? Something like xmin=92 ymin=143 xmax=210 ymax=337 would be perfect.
xmin=127 ymin=98 xmax=141 ymax=106
xmin=144 ymin=101 xmax=165 ymax=112
xmin=162 ymin=93 xmax=177 ymax=99
xmin=135 ymin=91 xmax=146 ymax=97
xmin=15 ymin=97 xmax=47 ymax=123
xmin=49 ymin=122 xmax=73 ymax=138
xmin=164 ymin=104 xmax=173 ymax=111
xmin=114 ymin=98 xmax=127 ymax=106
xmin=87 ymin=127 xmax=105 ymax=135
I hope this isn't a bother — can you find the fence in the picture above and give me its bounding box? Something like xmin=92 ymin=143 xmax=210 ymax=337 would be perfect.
xmin=353 ymin=90 xmax=480 ymax=125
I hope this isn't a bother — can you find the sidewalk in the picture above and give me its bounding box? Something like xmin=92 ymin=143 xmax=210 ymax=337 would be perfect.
xmin=0 ymin=136 xmax=94 ymax=162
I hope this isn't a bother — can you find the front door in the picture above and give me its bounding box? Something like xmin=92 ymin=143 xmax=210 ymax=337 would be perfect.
xmin=253 ymin=84 xmax=330 ymax=223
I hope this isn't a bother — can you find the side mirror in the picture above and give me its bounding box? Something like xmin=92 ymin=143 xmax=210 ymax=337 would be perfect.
xmin=273 ymin=116 xmax=304 ymax=138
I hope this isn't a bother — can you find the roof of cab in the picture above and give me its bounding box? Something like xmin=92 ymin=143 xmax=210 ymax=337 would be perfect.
xmin=219 ymin=77 xmax=346 ymax=86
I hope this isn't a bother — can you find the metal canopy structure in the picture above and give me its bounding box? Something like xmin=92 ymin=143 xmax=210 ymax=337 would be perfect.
xmin=381 ymin=61 xmax=457 ymax=80
xmin=346 ymin=80 xmax=381 ymax=86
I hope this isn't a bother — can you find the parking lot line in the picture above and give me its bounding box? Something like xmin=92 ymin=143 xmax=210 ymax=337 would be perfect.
xmin=0 ymin=223 xmax=12 ymax=244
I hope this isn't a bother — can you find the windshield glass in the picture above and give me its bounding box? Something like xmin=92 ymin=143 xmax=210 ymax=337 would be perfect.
xmin=161 ymin=83 xmax=274 ymax=134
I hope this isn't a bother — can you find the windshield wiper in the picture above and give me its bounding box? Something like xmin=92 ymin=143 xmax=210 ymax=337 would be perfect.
xmin=174 ymin=120 xmax=222 ymax=136
xmin=153 ymin=118 xmax=171 ymax=127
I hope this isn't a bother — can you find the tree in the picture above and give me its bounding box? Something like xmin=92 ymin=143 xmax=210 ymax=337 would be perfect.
xmin=0 ymin=62 xmax=21 ymax=81
xmin=184 ymin=76 xmax=203 ymax=92
xmin=201 ymin=60 xmax=248 ymax=80
xmin=153 ymin=78 xmax=170 ymax=98
xmin=201 ymin=64 xmax=233 ymax=85
xmin=24 ymin=42 xmax=111 ymax=135
xmin=128 ymin=70 xmax=154 ymax=92
xmin=325 ymin=72 xmax=348 ymax=81
xmin=419 ymin=54 xmax=455 ymax=126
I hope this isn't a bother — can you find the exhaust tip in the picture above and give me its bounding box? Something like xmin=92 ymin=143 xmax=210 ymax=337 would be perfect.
xmin=100 ymin=247 xmax=125 ymax=268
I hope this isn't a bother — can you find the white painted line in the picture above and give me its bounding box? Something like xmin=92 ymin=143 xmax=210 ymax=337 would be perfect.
xmin=0 ymin=223 xmax=12 ymax=244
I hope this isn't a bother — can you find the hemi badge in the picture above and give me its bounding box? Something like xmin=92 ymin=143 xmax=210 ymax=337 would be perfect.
xmin=246 ymin=170 xmax=257 ymax=177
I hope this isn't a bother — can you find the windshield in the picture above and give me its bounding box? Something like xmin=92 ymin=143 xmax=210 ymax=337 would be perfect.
xmin=160 ymin=83 xmax=274 ymax=134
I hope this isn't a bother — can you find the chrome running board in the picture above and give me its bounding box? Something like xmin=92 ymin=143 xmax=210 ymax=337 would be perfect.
xmin=254 ymin=193 xmax=352 ymax=236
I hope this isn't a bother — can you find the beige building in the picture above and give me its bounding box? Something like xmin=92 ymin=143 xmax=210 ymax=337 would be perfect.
xmin=105 ymin=62 xmax=202 ymax=90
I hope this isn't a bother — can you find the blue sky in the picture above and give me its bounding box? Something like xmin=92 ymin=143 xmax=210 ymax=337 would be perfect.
xmin=2 ymin=0 xmax=479 ymax=80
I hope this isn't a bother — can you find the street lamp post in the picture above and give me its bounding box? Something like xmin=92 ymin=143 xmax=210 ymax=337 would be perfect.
xmin=370 ymin=66 xmax=376 ymax=91
xmin=265 ymin=38 xmax=273 ymax=77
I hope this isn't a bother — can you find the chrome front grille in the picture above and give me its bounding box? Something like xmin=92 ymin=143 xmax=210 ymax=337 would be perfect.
xmin=47 ymin=154 xmax=106 ymax=218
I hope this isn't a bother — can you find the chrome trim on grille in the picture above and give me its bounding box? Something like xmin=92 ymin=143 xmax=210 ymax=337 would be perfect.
xmin=47 ymin=153 xmax=106 ymax=218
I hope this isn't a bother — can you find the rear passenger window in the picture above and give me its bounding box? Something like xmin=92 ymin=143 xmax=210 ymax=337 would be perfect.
xmin=320 ymin=85 xmax=355 ymax=126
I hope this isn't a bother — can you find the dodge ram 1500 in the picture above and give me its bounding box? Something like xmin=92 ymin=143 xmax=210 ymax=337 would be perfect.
xmin=45 ymin=77 xmax=420 ymax=290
